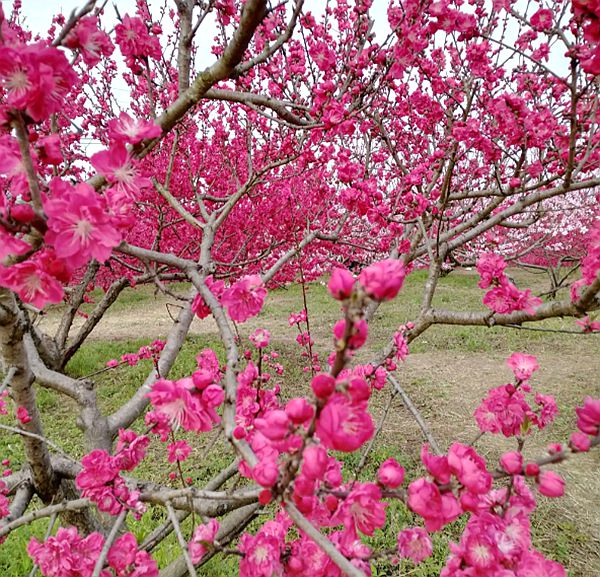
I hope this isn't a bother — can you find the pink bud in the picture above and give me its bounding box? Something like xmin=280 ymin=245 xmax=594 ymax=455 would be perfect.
xmin=201 ymin=384 xmax=224 ymax=407
xmin=359 ymin=259 xmax=406 ymax=301
xmin=569 ymin=431 xmax=591 ymax=452
xmin=253 ymin=460 xmax=279 ymax=488
xmin=258 ymin=489 xmax=272 ymax=505
xmin=294 ymin=475 xmax=315 ymax=496
xmin=192 ymin=369 xmax=213 ymax=390
xmin=325 ymin=494 xmax=338 ymax=512
xmin=537 ymin=470 xmax=565 ymax=497
xmin=377 ymin=458 xmax=405 ymax=488
xmin=285 ymin=398 xmax=315 ymax=424
xmin=233 ymin=426 xmax=246 ymax=439
xmin=499 ymin=451 xmax=523 ymax=475
xmin=311 ymin=374 xmax=336 ymax=399
xmin=254 ymin=410 xmax=290 ymax=441
xmin=328 ymin=268 xmax=355 ymax=300
xmin=302 ymin=445 xmax=328 ymax=479
xmin=524 ymin=463 xmax=540 ymax=477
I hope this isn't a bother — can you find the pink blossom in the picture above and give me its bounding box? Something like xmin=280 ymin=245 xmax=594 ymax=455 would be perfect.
xmin=483 ymin=282 xmax=542 ymax=314
xmin=115 ymin=15 xmax=161 ymax=63
xmin=254 ymin=410 xmax=290 ymax=441
xmin=334 ymin=482 xmax=387 ymax=536
xmin=328 ymin=267 xmax=355 ymax=300
xmin=530 ymin=8 xmax=553 ymax=31
xmin=36 ymin=135 xmax=62 ymax=165
xmin=16 ymin=406 xmax=31 ymax=424
xmin=221 ymin=275 xmax=267 ymax=322
xmin=394 ymin=331 xmax=409 ymax=361
xmin=518 ymin=551 xmax=566 ymax=577
xmin=474 ymin=385 xmax=529 ymax=437
xmin=537 ymin=470 xmax=565 ymax=497
xmin=167 ymin=440 xmax=192 ymax=463
xmin=189 ymin=519 xmax=219 ymax=564
xmin=358 ymin=259 xmax=406 ymax=301
xmin=0 ymin=43 xmax=77 ymax=122
xmin=44 ymin=180 xmax=121 ymax=269
xmin=91 ymin=143 xmax=151 ymax=198
xmin=64 ymin=16 xmax=114 ymax=66
xmin=147 ymin=378 xmax=221 ymax=433
xmin=316 ymin=393 xmax=374 ymax=452
xmin=532 ymin=393 xmax=558 ymax=428
xmin=576 ymin=316 xmax=600 ymax=332
xmin=506 ymin=352 xmax=539 ymax=382
xmin=377 ymin=458 xmax=405 ymax=488
xmin=575 ymin=396 xmax=600 ymax=435
xmin=250 ymin=328 xmax=271 ymax=348
xmin=114 ymin=429 xmax=149 ymax=471
xmin=107 ymin=532 xmax=158 ymax=576
xmin=27 ymin=527 xmax=104 ymax=577
xmin=447 ymin=443 xmax=492 ymax=494
xmin=0 ymin=257 xmax=64 ymax=309
xmin=421 ymin=444 xmax=451 ymax=484
xmin=0 ymin=227 xmax=30 ymax=260
xmin=476 ymin=253 xmax=507 ymax=288
xmin=407 ymin=477 xmax=462 ymax=531
xmin=238 ymin=530 xmax=283 ymax=577
xmin=108 ymin=111 xmax=162 ymax=145
xmin=397 ymin=527 xmax=433 ymax=564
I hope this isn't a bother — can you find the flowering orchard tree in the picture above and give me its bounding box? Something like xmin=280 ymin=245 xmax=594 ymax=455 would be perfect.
xmin=0 ymin=0 xmax=600 ymax=576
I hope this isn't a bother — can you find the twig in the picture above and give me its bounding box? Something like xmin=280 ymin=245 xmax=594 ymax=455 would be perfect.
xmin=285 ymin=501 xmax=366 ymax=577
xmin=0 ymin=499 xmax=91 ymax=538
xmin=91 ymin=509 xmax=127 ymax=577
xmin=0 ymin=367 xmax=17 ymax=395
xmin=387 ymin=373 xmax=443 ymax=455
xmin=166 ymin=501 xmax=197 ymax=577
xmin=0 ymin=424 xmax=77 ymax=463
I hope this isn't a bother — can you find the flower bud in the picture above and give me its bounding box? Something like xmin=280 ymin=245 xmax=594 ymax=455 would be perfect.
xmin=537 ymin=470 xmax=565 ymax=497
xmin=285 ymin=397 xmax=315 ymax=424
xmin=311 ymin=374 xmax=336 ymax=399
xmin=328 ymin=268 xmax=355 ymax=300
xmin=499 ymin=451 xmax=522 ymax=475
xmin=377 ymin=458 xmax=405 ymax=488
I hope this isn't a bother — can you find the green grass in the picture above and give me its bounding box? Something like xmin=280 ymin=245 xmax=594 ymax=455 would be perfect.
xmin=1 ymin=267 xmax=598 ymax=575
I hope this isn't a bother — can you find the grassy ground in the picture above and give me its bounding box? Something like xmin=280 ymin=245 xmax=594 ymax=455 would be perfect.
xmin=1 ymin=268 xmax=599 ymax=575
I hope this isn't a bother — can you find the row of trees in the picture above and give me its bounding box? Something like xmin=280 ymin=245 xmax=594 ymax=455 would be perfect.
xmin=0 ymin=0 xmax=599 ymax=576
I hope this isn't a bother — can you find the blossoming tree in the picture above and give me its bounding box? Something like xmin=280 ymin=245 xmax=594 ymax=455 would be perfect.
xmin=0 ymin=0 xmax=599 ymax=576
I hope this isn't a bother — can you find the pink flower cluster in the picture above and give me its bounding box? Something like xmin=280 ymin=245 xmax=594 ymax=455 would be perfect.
xmin=476 ymin=254 xmax=542 ymax=314
xmin=474 ymin=353 xmax=557 ymax=437
xmin=115 ymin=15 xmax=161 ymax=69
xmin=441 ymin=476 xmax=565 ymax=577
xmin=146 ymin=374 xmax=224 ymax=434
xmin=0 ymin=42 xmax=77 ymax=122
xmin=106 ymin=340 xmax=165 ymax=368
xmin=75 ymin=431 xmax=148 ymax=517
xmin=221 ymin=274 xmax=267 ymax=322
xmin=28 ymin=527 xmax=157 ymax=577
xmin=573 ymin=0 xmax=600 ymax=74
xmin=64 ymin=16 xmax=114 ymax=66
